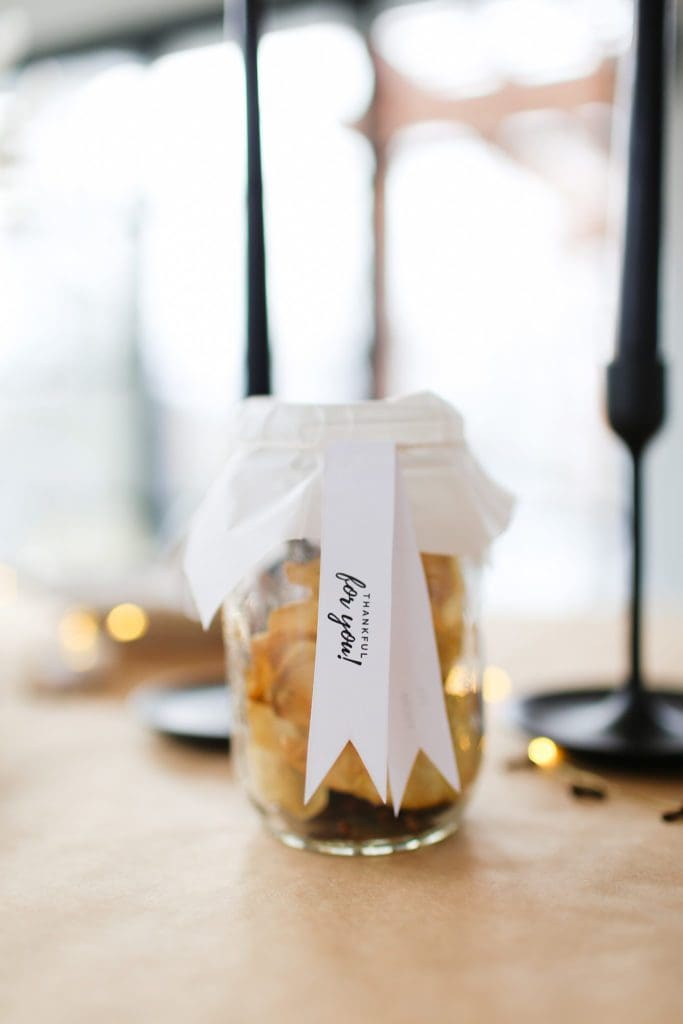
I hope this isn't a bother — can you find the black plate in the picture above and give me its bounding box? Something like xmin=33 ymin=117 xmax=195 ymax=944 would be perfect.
xmin=510 ymin=686 xmax=683 ymax=770
xmin=131 ymin=680 xmax=231 ymax=748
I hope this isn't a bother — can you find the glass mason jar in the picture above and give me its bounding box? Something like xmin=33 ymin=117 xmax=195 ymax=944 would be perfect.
xmin=224 ymin=540 xmax=483 ymax=856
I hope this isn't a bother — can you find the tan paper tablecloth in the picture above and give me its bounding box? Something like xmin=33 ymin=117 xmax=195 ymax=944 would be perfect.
xmin=2 ymin=613 xmax=683 ymax=1024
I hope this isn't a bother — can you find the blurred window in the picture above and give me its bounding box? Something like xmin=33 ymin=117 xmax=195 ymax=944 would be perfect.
xmin=0 ymin=0 xmax=635 ymax=615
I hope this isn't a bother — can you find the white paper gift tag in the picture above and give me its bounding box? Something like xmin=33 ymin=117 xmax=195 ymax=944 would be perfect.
xmin=305 ymin=441 xmax=396 ymax=804
xmin=304 ymin=440 xmax=460 ymax=812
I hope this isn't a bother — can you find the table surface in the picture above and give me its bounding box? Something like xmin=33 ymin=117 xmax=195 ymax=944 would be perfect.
xmin=2 ymin=610 xmax=683 ymax=1024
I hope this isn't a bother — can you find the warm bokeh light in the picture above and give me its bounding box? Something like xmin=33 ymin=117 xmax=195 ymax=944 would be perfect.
xmin=445 ymin=665 xmax=476 ymax=696
xmin=105 ymin=603 xmax=149 ymax=643
xmin=483 ymin=665 xmax=512 ymax=704
xmin=58 ymin=609 xmax=99 ymax=652
xmin=527 ymin=736 xmax=561 ymax=768
xmin=0 ymin=563 xmax=18 ymax=608
xmin=58 ymin=609 xmax=100 ymax=672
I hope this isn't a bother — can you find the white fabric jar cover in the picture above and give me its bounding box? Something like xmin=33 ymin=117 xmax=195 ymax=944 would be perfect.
xmin=185 ymin=391 xmax=513 ymax=627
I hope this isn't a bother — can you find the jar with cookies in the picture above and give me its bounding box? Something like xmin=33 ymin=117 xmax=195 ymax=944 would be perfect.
xmin=185 ymin=393 xmax=512 ymax=855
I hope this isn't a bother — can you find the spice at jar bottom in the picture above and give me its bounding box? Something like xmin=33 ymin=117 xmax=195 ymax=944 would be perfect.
xmin=225 ymin=546 xmax=484 ymax=854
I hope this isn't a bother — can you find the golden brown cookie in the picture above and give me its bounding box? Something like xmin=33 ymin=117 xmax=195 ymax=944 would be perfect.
xmin=245 ymin=698 xmax=279 ymax=751
xmin=421 ymin=553 xmax=465 ymax=677
xmin=265 ymin=600 xmax=319 ymax=672
xmin=324 ymin=743 xmax=384 ymax=805
xmin=399 ymin=751 xmax=458 ymax=810
xmin=245 ymin=631 xmax=276 ymax=701
xmin=245 ymin=743 xmax=328 ymax=820
xmin=284 ymin=558 xmax=321 ymax=597
xmin=446 ymin=691 xmax=483 ymax=790
xmin=271 ymin=639 xmax=316 ymax=730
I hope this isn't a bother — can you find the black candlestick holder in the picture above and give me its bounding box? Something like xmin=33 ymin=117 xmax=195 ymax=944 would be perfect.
xmin=512 ymin=0 xmax=683 ymax=769
xmin=511 ymin=422 xmax=683 ymax=770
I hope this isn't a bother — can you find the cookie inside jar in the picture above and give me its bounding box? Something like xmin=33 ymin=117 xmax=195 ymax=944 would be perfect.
xmin=227 ymin=545 xmax=483 ymax=852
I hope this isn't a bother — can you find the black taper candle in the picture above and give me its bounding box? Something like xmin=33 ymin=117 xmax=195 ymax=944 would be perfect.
xmin=242 ymin=0 xmax=271 ymax=396
xmin=608 ymin=0 xmax=667 ymax=450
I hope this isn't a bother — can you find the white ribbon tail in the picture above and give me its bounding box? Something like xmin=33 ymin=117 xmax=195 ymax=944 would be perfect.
xmin=388 ymin=469 xmax=460 ymax=815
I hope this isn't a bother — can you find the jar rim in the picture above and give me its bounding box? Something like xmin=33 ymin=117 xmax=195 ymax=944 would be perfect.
xmin=231 ymin=391 xmax=464 ymax=448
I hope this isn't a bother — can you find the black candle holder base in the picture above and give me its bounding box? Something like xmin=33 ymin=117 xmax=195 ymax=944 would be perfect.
xmin=511 ymin=686 xmax=683 ymax=770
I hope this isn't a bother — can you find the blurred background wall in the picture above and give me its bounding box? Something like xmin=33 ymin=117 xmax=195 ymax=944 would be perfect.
xmin=0 ymin=0 xmax=681 ymax=622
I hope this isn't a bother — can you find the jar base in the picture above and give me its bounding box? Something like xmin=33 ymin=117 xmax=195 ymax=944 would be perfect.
xmin=266 ymin=811 xmax=462 ymax=857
